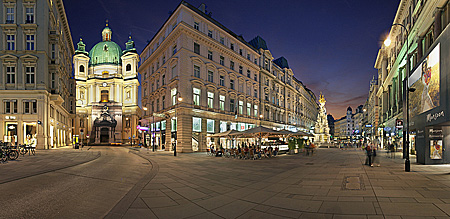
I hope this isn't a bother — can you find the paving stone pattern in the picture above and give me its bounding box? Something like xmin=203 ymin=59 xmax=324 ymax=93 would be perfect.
xmin=0 ymin=147 xmax=100 ymax=184
xmin=119 ymin=148 xmax=450 ymax=218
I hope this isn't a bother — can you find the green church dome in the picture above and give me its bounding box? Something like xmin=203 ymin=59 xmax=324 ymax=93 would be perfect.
xmin=88 ymin=26 xmax=122 ymax=66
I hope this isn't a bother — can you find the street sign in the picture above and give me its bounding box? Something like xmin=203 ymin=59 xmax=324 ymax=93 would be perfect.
xmin=129 ymin=137 xmax=131 ymax=139
xmin=396 ymin=119 xmax=403 ymax=128
xmin=153 ymin=113 xmax=166 ymax=118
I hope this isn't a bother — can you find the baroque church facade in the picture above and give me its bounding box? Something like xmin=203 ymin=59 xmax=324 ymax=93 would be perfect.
xmin=73 ymin=24 xmax=140 ymax=144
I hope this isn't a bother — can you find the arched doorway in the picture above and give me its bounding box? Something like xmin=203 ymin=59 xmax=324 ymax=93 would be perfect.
xmin=100 ymin=127 xmax=109 ymax=142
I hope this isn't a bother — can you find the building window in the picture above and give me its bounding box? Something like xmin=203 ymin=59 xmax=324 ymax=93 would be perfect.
xmin=126 ymin=91 xmax=131 ymax=99
xmin=25 ymin=66 xmax=35 ymax=84
xmin=126 ymin=64 xmax=131 ymax=71
xmin=172 ymin=45 xmax=177 ymax=55
xmin=171 ymin=65 xmax=177 ymax=79
xmin=247 ymin=70 xmax=250 ymax=78
xmin=51 ymin=72 xmax=56 ymax=89
xmin=6 ymin=66 xmax=15 ymax=84
xmin=230 ymin=99 xmax=235 ymax=113
xmin=254 ymin=73 xmax=257 ymax=81
xmin=238 ymin=66 xmax=243 ymax=74
xmin=254 ymin=58 xmax=258 ymax=64
xmin=220 ymin=37 xmax=224 ymax=45
xmin=239 ymin=100 xmax=243 ymax=114
xmin=156 ymin=79 xmax=159 ymax=89
xmin=230 ymin=79 xmax=234 ymax=90
xmin=247 ymin=54 xmax=250 ymax=60
xmin=230 ymin=61 xmax=234 ymax=70
xmin=220 ymin=56 xmax=224 ymax=65
xmin=219 ymin=95 xmax=225 ymax=111
xmin=254 ymin=105 xmax=258 ymax=117
xmin=254 ymin=89 xmax=258 ymax=98
xmin=171 ymin=117 xmax=177 ymax=131
xmin=194 ymin=65 xmax=200 ymax=78
xmin=247 ymin=103 xmax=251 ymax=116
xmin=194 ymin=22 xmax=199 ymax=30
xmin=219 ymin=75 xmax=224 ymax=86
xmin=51 ymin=43 xmax=56 ymax=59
xmin=26 ymin=35 xmax=35 ymax=50
xmin=208 ymin=50 xmax=213 ymax=60
xmin=207 ymin=70 xmax=213 ymax=82
xmin=4 ymin=100 xmax=17 ymax=114
xmin=193 ymin=88 xmax=200 ymax=106
xmin=6 ymin=34 xmax=15 ymax=50
xmin=230 ymin=43 xmax=234 ymax=51
xmin=151 ymin=83 xmax=154 ymax=92
xmin=207 ymin=92 xmax=214 ymax=108
xmin=194 ymin=42 xmax=200 ymax=54
xmin=207 ymin=119 xmax=214 ymax=133
xmin=162 ymin=74 xmax=165 ymax=85
xmin=101 ymin=90 xmax=109 ymax=102
xmin=193 ymin=117 xmax=201 ymax=132
xmin=25 ymin=7 xmax=34 ymax=24
xmin=208 ymin=30 xmax=213 ymax=38
xmin=156 ymin=99 xmax=160 ymax=111
xmin=162 ymin=96 xmax=165 ymax=109
xmin=239 ymin=49 xmax=243 ymax=55
xmin=6 ymin=7 xmax=14 ymax=23
xmin=79 ymin=65 xmax=85 ymax=73
xmin=171 ymin=88 xmax=177 ymax=105
xmin=162 ymin=56 xmax=165 ymax=64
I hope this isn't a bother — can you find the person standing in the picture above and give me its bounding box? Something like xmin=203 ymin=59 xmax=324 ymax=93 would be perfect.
xmin=365 ymin=144 xmax=372 ymax=166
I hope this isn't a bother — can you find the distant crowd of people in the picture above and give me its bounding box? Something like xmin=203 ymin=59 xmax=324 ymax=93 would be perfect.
xmin=208 ymin=142 xmax=279 ymax=159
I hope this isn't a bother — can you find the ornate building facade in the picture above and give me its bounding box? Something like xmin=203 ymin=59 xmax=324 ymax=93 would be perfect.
xmin=139 ymin=2 xmax=318 ymax=153
xmin=314 ymin=94 xmax=330 ymax=143
xmin=73 ymin=25 xmax=140 ymax=144
xmin=0 ymin=0 xmax=74 ymax=149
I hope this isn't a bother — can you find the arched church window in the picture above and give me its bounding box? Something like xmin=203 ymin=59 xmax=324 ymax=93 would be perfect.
xmin=101 ymin=90 xmax=109 ymax=102
xmin=126 ymin=64 xmax=131 ymax=71
xmin=102 ymin=71 xmax=108 ymax=77
xmin=79 ymin=65 xmax=85 ymax=73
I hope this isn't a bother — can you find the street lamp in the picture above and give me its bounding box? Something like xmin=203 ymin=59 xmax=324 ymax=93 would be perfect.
xmin=384 ymin=23 xmax=410 ymax=172
xmin=174 ymin=92 xmax=182 ymax=156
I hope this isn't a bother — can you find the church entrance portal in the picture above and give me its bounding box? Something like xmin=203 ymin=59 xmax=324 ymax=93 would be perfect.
xmin=100 ymin=127 xmax=109 ymax=142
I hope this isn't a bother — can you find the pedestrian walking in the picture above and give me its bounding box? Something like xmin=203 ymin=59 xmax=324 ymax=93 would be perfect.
xmin=365 ymin=144 xmax=372 ymax=166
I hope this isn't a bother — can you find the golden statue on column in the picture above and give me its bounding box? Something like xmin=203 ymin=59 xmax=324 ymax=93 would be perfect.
xmin=314 ymin=93 xmax=330 ymax=144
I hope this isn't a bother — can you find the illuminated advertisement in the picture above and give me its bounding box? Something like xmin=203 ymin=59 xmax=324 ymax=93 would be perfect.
xmin=409 ymin=43 xmax=440 ymax=118
xmin=430 ymin=140 xmax=442 ymax=159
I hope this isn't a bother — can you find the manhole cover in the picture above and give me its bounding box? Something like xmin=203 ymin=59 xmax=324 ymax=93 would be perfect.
xmin=342 ymin=175 xmax=365 ymax=190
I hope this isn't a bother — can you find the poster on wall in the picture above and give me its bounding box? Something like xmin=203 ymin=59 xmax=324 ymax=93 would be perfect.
xmin=409 ymin=43 xmax=440 ymax=118
xmin=430 ymin=140 xmax=443 ymax=159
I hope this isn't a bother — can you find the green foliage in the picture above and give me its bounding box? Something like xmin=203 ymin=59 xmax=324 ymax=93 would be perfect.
xmin=288 ymin=139 xmax=295 ymax=150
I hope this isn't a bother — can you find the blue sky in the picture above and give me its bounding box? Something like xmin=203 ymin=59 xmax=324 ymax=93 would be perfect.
xmin=65 ymin=0 xmax=399 ymax=119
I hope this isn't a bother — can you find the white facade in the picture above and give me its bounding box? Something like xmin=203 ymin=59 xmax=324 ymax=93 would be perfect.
xmin=139 ymin=2 xmax=318 ymax=152
xmin=0 ymin=0 xmax=74 ymax=149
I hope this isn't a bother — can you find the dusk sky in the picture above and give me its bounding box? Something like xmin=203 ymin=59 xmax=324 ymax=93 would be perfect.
xmin=65 ymin=0 xmax=399 ymax=119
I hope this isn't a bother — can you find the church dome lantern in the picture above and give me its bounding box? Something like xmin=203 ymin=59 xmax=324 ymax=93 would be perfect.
xmin=89 ymin=25 xmax=123 ymax=66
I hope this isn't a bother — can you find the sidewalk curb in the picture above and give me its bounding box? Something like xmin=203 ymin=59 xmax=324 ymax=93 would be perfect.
xmin=0 ymin=151 xmax=101 ymax=185
xmin=104 ymin=149 xmax=159 ymax=219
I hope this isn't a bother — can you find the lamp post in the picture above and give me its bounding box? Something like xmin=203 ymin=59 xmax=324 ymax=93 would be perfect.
xmin=384 ymin=23 xmax=410 ymax=172
xmin=259 ymin=114 xmax=263 ymax=147
xmin=174 ymin=92 xmax=182 ymax=156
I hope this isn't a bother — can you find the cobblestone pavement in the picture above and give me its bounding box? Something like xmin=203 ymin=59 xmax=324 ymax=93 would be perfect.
xmin=0 ymin=147 xmax=100 ymax=184
xmin=113 ymin=148 xmax=450 ymax=219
